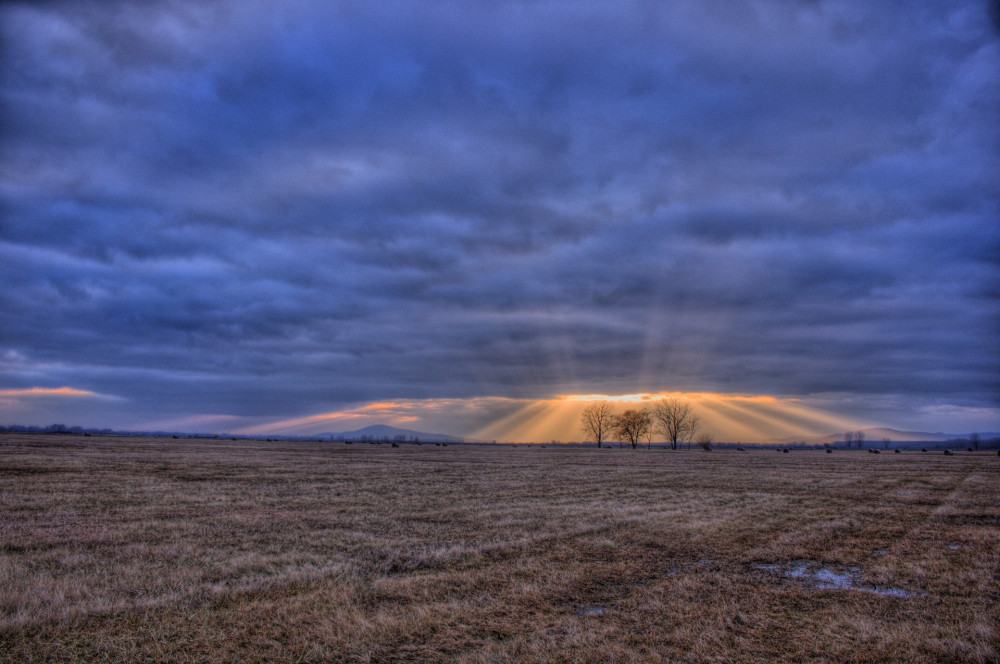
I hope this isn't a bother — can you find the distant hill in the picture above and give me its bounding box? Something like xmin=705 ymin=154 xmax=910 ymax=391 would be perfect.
xmin=320 ymin=424 xmax=468 ymax=443
xmin=778 ymin=427 xmax=1000 ymax=446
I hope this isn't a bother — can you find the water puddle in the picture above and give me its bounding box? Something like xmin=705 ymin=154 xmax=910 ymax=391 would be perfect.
xmin=869 ymin=586 xmax=914 ymax=598
xmin=755 ymin=561 xmax=920 ymax=598
xmin=576 ymin=606 xmax=608 ymax=616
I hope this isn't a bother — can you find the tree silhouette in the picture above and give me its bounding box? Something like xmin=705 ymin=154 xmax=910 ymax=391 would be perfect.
xmin=652 ymin=398 xmax=698 ymax=450
xmin=614 ymin=409 xmax=651 ymax=449
xmin=696 ymin=431 xmax=714 ymax=450
xmin=580 ymin=401 xmax=616 ymax=448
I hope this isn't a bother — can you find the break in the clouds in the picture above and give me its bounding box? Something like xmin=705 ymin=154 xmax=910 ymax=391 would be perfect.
xmin=1 ymin=1 xmax=998 ymax=439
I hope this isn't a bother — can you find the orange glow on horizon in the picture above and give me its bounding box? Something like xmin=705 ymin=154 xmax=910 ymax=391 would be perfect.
xmin=0 ymin=386 xmax=103 ymax=399
xmin=474 ymin=391 xmax=863 ymax=443
xmin=557 ymin=391 xmax=780 ymax=404
xmin=233 ymin=391 xmax=867 ymax=443
xmin=362 ymin=402 xmax=410 ymax=411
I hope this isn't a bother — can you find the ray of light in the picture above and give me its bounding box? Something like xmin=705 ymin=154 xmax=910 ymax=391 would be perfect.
xmin=718 ymin=398 xmax=862 ymax=437
xmin=473 ymin=400 xmax=582 ymax=442
xmin=233 ymin=411 xmax=367 ymax=436
xmin=231 ymin=390 xmax=868 ymax=443
xmin=478 ymin=391 xmax=865 ymax=443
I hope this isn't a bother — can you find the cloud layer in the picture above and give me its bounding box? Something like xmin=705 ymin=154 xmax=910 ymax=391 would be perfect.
xmin=2 ymin=1 xmax=998 ymax=437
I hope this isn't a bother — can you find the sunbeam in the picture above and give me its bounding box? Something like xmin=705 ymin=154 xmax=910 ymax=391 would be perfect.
xmin=234 ymin=390 xmax=870 ymax=443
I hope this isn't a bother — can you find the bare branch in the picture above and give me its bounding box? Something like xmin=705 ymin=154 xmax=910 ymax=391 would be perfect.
xmin=580 ymin=401 xmax=616 ymax=448
xmin=613 ymin=408 xmax=651 ymax=449
xmin=651 ymin=398 xmax=698 ymax=450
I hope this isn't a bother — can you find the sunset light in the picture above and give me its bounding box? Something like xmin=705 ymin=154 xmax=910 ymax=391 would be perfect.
xmin=1 ymin=0 xmax=996 ymax=440
xmin=3 ymin=3 xmax=998 ymax=659
xmin=0 ymin=387 xmax=108 ymax=399
xmin=221 ymin=391 xmax=865 ymax=444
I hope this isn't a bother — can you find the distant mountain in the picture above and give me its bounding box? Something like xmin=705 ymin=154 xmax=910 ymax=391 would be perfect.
xmin=319 ymin=424 xmax=468 ymax=443
xmin=778 ymin=427 xmax=1000 ymax=446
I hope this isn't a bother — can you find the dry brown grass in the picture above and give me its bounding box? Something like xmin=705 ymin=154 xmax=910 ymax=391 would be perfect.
xmin=1 ymin=433 xmax=998 ymax=663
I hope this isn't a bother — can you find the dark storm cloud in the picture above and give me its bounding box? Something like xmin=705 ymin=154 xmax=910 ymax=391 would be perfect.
xmin=1 ymin=0 xmax=997 ymax=433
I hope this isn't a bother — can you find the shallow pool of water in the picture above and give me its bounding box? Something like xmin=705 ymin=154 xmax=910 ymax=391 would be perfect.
xmin=756 ymin=561 xmax=919 ymax=598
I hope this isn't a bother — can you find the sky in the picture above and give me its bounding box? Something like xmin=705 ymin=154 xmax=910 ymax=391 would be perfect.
xmin=1 ymin=0 xmax=998 ymax=442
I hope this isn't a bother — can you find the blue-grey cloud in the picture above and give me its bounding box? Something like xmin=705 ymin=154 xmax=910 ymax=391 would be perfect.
xmin=1 ymin=0 xmax=997 ymax=435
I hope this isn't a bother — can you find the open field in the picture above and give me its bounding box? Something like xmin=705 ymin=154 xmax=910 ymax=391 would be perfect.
xmin=1 ymin=434 xmax=998 ymax=663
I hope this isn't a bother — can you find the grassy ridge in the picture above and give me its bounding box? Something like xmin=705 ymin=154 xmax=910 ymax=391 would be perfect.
xmin=1 ymin=434 xmax=998 ymax=662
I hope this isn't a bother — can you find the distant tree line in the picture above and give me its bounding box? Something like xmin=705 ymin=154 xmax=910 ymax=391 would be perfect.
xmin=331 ymin=433 xmax=425 ymax=444
xmin=843 ymin=431 xmax=866 ymax=449
xmin=841 ymin=431 xmax=993 ymax=450
xmin=0 ymin=424 xmax=116 ymax=435
xmin=580 ymin=398 xmax=712 ymax=450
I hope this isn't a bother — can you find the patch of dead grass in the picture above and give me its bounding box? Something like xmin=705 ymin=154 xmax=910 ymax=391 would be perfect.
xmin=1 ymin=434 xmax=998 ymax=662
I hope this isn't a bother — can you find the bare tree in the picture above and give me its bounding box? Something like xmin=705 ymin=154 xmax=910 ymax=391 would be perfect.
xmin=882 ymin=437 xmax=891 ymax=450
xmin=970 ymin=432 xmax=980 ymax=451
xmin=856 ymin=431 xmax=865 ymax=450
xmin=614 ymin=409 xmax=651 ymax=449
xmin=580 ymin=401 xmax=616 ymax=448
xmin=695 ymin=431 xmax=714 ymax=451
xmin=652 ymin=398 xmax=698 ymax=450
xmin=844 ymin=431 xmax=854 ymax=449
